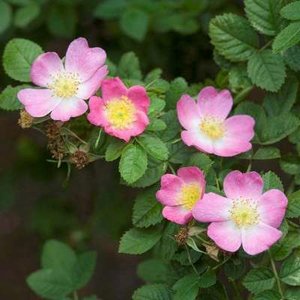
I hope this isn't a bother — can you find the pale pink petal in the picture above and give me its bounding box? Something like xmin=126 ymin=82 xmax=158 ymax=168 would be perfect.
xmin=224 ymin=115 xmax=255 ymax=141
xmin=128 ymin=85 xmax=150 ymax=114
xmin=181 ymin=130 xmax=214 ymax=154
xmin=207 ymin=221 xmax=242 ymax=252
xmin=177 ymin=95 xmax=200 ymax=129
xmin=87 ymin=96 xmax=109 ymax=127
xmin=162 ymin=206 xmax=192 ymax=225
xmin=50 ymin=98 xmax=88 ymax=122
xmin=192 ymin=193 xmax=231 ymax=222
xmin=30 ymin=52 xmax=64 ymax=87
xmin=224 ymin=171 xmax=263 ymax=200
xmin=17 ymin=88 xmax=61 ymax=117
xmin=213 ymin=139 xmax=252 ymax=157
xmin=101 ymin=77 xmax=127 ymax=102
xmin=242 ymin=223 xmax=282 ymax=255
xmin=77 ymin=66 xmax=108 ymax=99
xmin=65 ymin=37 xmax=106 ymax=82
xmin=197 ymin=86 xmax=233 ymax=119
xmin=259 ymin=190 xmax=288 ymax=228
xmin=177 ymin=167 xmax=205 ymax=190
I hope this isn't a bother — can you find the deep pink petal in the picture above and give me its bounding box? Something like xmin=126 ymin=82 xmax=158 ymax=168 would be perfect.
xmin=224 ymin=171 xmax=263 ymax=200
xmin=162 ymin=206 xmax=192 ymax=225
xmin=50 ymin=98 xmax=88 ymax=122
xmin=17 ymin=88 xmax=61 ymax=117
xmin=87 ymin=96 xmax=109 ymax=127
xmin=207 ymin=221 xmax=242 ymax=252
xmin=192 ymin=193 xmax=231 ymax=222
xmin=177 ymin=95 xmax=200 ymax=129
xmin=197 ymin=86 xmax=233 ymax=119
xmin=177 ymin=166 xmax=205 ymax=191
xmin=65 ymin=37 xmax=106 ymax=82
xmin=101 ymin=77 xmax=127 ymax=102
xmin=259 ymin=190 xmax=288 ymax=228
xmin=77 ymin=66 xmax=108 ymax=99
xmin=30 ymin=52 xmax=64 ymax=87
xmin=181 ymin=130 xmax=214 ymax=154
xmin=128 ymin=85 xmax=150 ymax=114
xmin=242 ymin=223 xmax=282 ymax=255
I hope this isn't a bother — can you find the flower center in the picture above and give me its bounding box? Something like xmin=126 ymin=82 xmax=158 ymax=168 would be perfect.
xmin=230 ymin=199 xmax=259 ymax=228
xmin=105 ymin=96 xmax=136 ymax=129
xmin=49 ymin=72 xmax=80 ymax=99
xmin=199 ymin=117 xmax=224 ymax=140
xmin=180 ymin=183 xmax=201 ymax=210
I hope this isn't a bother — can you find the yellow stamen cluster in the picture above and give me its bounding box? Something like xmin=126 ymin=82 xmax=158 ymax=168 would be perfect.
xmin=230 ymin=199 xmax=259 ymax=228
xmin=49 ymin=72 xmax=80 ymax=98
xmin=200 ymin=117 xmax=225 ymax=140
xmin=105 ymin=96 xmax=136 ymax=129
xmin=180 ymin=183 xmax=201 ymax=210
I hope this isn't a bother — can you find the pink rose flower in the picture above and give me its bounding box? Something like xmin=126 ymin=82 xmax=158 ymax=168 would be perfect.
xmin=87 ymin=77 xmax=150 ymax=142
xmin=177 ymin=86 xmax=255 ymax=157
xmin=18 ymin=37 xmax=108 ymax=122
xmin=193 ymin=171 xmax=288 ymax=255
xmin=156 ymin=167 xmax=206 ymax=225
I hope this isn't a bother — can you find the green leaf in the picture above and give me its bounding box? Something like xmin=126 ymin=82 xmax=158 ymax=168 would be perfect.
xmin=145 ymin=68 xmax=162 ymax=84
xmin=224 ymin=259 xmax=247 ymax=280
xmin=198 ymin=270 xmax=217 ymax=288
xmin=0 ymin=85 xmax=29 ymax=111
xmin=287 ymin=190 xmax=300 ymax=218
xmin=285 ymin=288 xmax=300 ymax=300
xmin=14 ymin=3 xmax=40 ymax=28
xmin=138 ymin=134 xmax=169 ymax=161
xmin=0 ymin=1 xmax=12 ymax=34
xmin=118 ymin=52 xmax=142 ymax=80
xmin=173 ymin=274 xmax=199 ymax=300
xmin=245 ymin=0 xmax=282 ymax=36
xmin=149 ymin=97 xmax=166 ymax=116
xmin=209 ymin=13 xmax=258 ymax=62
xmin=168 ymin=143 xmax=192 ymax=164
xmin=280 ymin=255 xmax=300 ymax=286
xmin=94 ymin=0 xmax=126 ymax=20
xmin=27 ymin=269 xmax=74 ymax=299
xmin=83 ymin=296 xmax=98 ymax=300
xmin=243 ymin=268 xmax=275 ymax=294
xmin=72 ymin=251 xmax=96 ymax=290
xmin=280 ymin=156 xmax=300 ymax=175
xmin=3 ymin=38 xmax=43 ymax=82
xmin=273 ymin=22 xmax=300 ymax=53
xmin=187 ymin=153 xmax=213 ymax=173
xmin=147 ymin=119 xmax=167 ymax=132
xmin=119 ymin=144 xmax=147 ymax=184
xmin=41 ymin=240 xmax=77 ymax=275
xmin=105 ymin=139 xmax=126 ymax=162
xmin=120 ymin=8 xmax=149 ymax=41
xmin=253 ymin=147 xmax=281 ymax=160
xmin=132 ymin=188 xmax=163 ymax=228
xmin=247 ymin=50 xmax=286 ymax=92
xmin=132 ymin=284 xmax=172 ymax=300
xmin=165 ymin=77 xmax=188 ymax=110
xmin=137 ymin=259 xmax=170 ymax=284
xmin=253 ymin=290 xmax=281 ymax=300
xmin=262 ymin=171 xmax=283 ymax=192
xmin=160 ymin=110 xmax=181 ymax=142
xmin=119 ymin=227 xmax=162 ymax=255
xmin=281 ymin=1 xmax=300 ymax=21
xmin=284 ymin=45 xmax=300 ymax=71
xmin=260 ymin=113 xmax=300 ymax=145
xmin=47 ymin=4 xmax=76 ymax=38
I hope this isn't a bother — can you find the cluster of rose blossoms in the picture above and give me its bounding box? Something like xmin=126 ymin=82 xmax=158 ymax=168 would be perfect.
xmin=17 ymin=38 xmax=288 ymax=256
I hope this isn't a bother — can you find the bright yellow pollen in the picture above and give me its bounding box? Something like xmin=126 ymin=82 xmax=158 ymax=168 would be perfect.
xmin=230 ymin=199 xmax=259 ymax=228
xmin=105 ymin=96 xmax=136 ymax=129
xmin=200 ymin=117 xmax=224 ymax=140
xmin=180 ymin=183 xmax=201 ymax=210
xmin=49 ymin=72 xmax=80 ymax=98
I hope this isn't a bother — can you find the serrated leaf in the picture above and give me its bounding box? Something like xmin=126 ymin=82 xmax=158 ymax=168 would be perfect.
xmin=149 ymin=97 xmax=165 ymax=116
xmin=0 ymin=1 xmax=12 ymax=34
xmin=253 ymin=147 xmax=281 ymax=160
xmin=245 ymin=0 xmax=282 ymax=36
xmin=118 ymin=52 xmax=142 ymax=80
xmin=284 ymin=45 xmax=300 ymax=71
xmin=132 ymin=188 xmax=163 ymax=228
xmin=281 ymin=1 xmax=300 ymax=21
xmin=145 ymin=68 xmax=162 ymax=84
xmin=262 ymin=171 xmax=283 ymax=192
xmin=187 ymin=153 xmax=213 ymax=173
xmin=198 ymin=270 xmax=217 ymax=288
xmin=14 ymin=3 xmax=40 ymax=28
xmin=160 ymin=110 xmax=181 ymax=142
xmin=94 ymin=0 xmax=126 ymax=20
xmin=147 ymin=119 xmax=167 ymax=132
xmin=132 ymin=284 xmax=172 ymax=300
xmin=119 ymin=144 xmax=147 ymax=184
xmin=247 ymin=50 xmax=286 ymax=92
xmin=105 ymin=139 xmax=126 ymax=162
xmin=165 ymin=77 xmax=188 ymax=110
xmin=3 ymin=38 xmax=43 ymax=82
xmin=243 ymin=268 xmax=275 ymax=294
xmin=173 ymin=274 xmax=199 ymax=300
xmin=280 ymin=156 xmax=300 ymax=175
xmin=119 ymin=227 xmax=162 ymax=255
xmin=168 ymin=142 xmax=192 ymax=164
xmin=120 ymin=8 xmax=149 ymax=41
xmin=209 ymin=13 xmax=258 ymax=62
xmin=27 ymin=269 xmax=74 ymax=299
xmin=0 ymin=85 xmax=29 ymax=111
xmin=253 ymin=290 xmax=281 ymax=300
xmin=137 ymin=259 xmax=170 ymax=284
xmin=280 ymin=255 xmax=300 ymax=286
xmin=138 ymin=134 xmax=169 ymax=161
xmin=285 ymin=288 xmax=300 ymax=300
xmin=287 ymin=190 xmax=300 ymax=218
xmin=224 ymin=259 xmax=247 ymax=280
xmin=273 ymin=22 xmax=300 ymax=53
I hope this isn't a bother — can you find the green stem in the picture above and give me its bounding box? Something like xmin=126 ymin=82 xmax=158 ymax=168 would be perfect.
xmin=95 ymin=128 xmax=102 ymax=148
xmin=168 ymin=163 xmax=176 ymax=175
xmin=269 ymin=251 xmax=284 ymax=299
xmin=73 ymin=291 xmax=79 ymax=300
xmin=185 ymin=245 xmax=200 ymax=276
xmin=230 ymin=280 xmax=242 ymax=300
